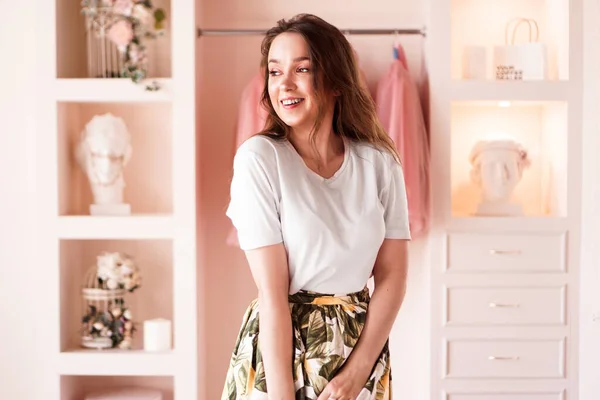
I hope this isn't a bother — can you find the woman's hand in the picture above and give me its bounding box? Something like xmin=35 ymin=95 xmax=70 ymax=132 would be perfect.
xmin=317 ymin=238 xmax=409 ymax=400
xmin=316 ymin=366 xmax=371 ymax=400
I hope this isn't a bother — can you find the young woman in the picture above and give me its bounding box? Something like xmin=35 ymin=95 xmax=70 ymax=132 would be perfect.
xmin=222 ymin=13 xmax=411 ymax=400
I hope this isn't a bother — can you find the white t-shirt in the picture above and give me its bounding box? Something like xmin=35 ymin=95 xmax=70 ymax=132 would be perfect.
xmin=226 ymin=135 xmax=411 ymax=295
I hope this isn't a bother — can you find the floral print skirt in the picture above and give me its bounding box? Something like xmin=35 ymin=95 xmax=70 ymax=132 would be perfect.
xmin=220 ymin=286 xmax=392 ymax=400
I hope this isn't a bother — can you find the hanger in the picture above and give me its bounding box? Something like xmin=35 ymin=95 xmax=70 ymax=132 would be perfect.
xmin=393 ymin=30 xmax=400 ymax=60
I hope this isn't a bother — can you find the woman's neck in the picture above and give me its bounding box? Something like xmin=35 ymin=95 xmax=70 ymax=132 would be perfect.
xmin=289 ymin=127 xmax=344 ymax=167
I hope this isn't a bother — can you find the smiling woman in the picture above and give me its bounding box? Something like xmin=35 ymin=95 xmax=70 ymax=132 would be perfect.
xmin=266 ymin=41 xmax=316 ymax=135
xmin=222 ymin=13 xmax=411 ymax=400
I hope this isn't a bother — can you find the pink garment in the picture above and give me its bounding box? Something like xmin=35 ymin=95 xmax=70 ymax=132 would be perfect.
xmin=233 ymin=70 xmax=269 ymax=150
xmin=227 ymin=71 xmax=269 ymax=247
xmin=376 ymin=44 xmax=430 ymax=237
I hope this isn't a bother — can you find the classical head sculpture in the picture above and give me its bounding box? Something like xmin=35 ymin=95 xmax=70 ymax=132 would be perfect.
xmin=469 ymin=137 xmax=531 ymax=204
xmin=76 ymin=113 xmax=132 ymax=206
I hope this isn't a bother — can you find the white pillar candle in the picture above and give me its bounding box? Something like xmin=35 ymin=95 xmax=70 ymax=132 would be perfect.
xmin=143 ymin=318 xmax=172 ymax=352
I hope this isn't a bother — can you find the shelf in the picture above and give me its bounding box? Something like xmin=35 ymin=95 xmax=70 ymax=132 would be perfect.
xmin=447 ymin=216 xmax=569 ymax=232
xmin=57 ymin=215 xmax=174 ymax=239
xmin=57 ymin=102 xmax=173 ymax=216
xmin=55 ymin=78 xmax=174 ymax=102
xmin=56 ymin=0 xmax=172 ymax=79
xmin=451 ymin=0 xmax=569 ymax=81
xmin=61 ymin=375 xmax=173 ymax=400
xmin=59 ymin=239 xmax=173 ymax=353
xmin=450 ymin=100 xmax=568 ymax=218
xmin=58 ymin=349 xmax=175 ymax=376
xmin=449 ymin=81 xmax=568 ymax=102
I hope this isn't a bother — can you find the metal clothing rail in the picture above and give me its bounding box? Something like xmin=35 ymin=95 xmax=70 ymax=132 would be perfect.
xmin=196 ymin=27 xmax=426 ymax=37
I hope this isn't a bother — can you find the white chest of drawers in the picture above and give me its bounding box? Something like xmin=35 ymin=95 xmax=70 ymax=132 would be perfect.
xmin=431 ymin=227 xmax=576 ymax=400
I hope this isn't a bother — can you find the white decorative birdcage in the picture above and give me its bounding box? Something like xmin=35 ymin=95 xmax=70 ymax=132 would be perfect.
xmin=82 ymin=2 xmax=126 ymax=79
xmin=80 ymin=0 xmax=168 ymax=86
xmin=80 ymin=251 xmax=142 ymax=350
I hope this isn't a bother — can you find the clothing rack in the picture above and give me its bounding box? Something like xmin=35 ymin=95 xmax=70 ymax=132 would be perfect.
xmin=196 ymin=27 xmax=427 ymax=37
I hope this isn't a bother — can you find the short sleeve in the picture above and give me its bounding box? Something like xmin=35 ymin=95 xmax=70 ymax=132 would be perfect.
xmin=226 ymin=148 xmax=283 ymax=250
xmin=381 ymin=160 xmax=412 ymax=240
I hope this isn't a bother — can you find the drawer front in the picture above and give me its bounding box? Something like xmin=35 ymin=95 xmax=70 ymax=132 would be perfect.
xmin=446 ymin=233 xmax=566 ymax=273
xmin=445 ymin=339 xmax=565 ymax=379
xmin=446 ymin=286 xmax=566 ymax=326
xmin=447 ymin=393 xmax=563 ymax=400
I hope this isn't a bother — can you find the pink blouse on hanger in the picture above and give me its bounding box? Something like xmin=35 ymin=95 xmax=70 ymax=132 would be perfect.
xmin=375 ymin=44 xmax=430 ymax=237
xmin=226 ymin=70 xmax=268 ymax=247
xmin=233 ymin=70 xmax=268 ymax=150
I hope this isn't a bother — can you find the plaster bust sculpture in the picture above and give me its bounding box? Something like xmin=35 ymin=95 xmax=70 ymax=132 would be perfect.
xmin=469 ymin=137 xmax=531 ymax=216
xmin=76 ymin=113 xmax=133 ymax=215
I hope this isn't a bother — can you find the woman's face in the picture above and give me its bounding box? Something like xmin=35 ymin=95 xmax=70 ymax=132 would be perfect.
xmin=267 ymin=32 xmax=324 ymax=134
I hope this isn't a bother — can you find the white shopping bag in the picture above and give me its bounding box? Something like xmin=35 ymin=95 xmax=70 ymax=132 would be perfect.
xmin=493 ymin=18 xmax=548 ymax=81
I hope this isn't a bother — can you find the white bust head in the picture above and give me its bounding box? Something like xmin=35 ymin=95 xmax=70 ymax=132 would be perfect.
xmin=77 ymin=113 xmax=132 ymax=189
xmin=469 ymin=137 xmax=531 ymax=203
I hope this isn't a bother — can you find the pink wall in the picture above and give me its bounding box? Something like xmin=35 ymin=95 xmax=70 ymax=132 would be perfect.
xmin=194 ymin=1 xmax=430 ymax=399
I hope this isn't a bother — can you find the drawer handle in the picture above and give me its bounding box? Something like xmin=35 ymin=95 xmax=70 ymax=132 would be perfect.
xmin=489 ymin=302 xmax=521 ymax=308
xmin=489 ymin=249 xmax=522 ymax=255
xmin=488 ymin=356 xmax=520 ymax=361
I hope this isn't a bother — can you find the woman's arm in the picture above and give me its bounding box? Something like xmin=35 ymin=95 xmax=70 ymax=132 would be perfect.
xmin=342 ymin=238 xmax=409 ymax=379
xmin=245 ymin=242 xmax=296 ymax=400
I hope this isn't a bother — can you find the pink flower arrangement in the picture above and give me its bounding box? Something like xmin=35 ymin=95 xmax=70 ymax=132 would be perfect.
xmin=96 ymin=251 xmax=142 ymax=292
xmin=81 ymin=0 xmax=167 ymax=88
xmin=113 ymin=0 xmax=134 ymax=16
xmin=81 ymin=302 xmax=136 ymax=349
xmin=107 ymin=19 xmax=134 ymax=49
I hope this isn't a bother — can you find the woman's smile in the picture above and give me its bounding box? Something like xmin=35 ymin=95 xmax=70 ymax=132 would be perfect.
xmin=281 ymin=97 xmax=305 ymax=109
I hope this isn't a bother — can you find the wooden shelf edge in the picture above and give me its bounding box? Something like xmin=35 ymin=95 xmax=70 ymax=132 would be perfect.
xmin=56 ymin=215 xmax=175 ymax=239
xmin=57 ymin=349 xmax=175 ymax=376
xmin=54 ymin=78 xmax=173 ymax=103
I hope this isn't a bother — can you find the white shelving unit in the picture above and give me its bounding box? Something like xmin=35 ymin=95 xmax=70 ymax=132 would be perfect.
xmin=36 ymin=0 xmax=197 ymax=399
xmin=449 ymin=81 xmax=569 ymax=101
xmin=57 ymin=215 xmax=175 ymax=239
xmin=54 ymin=78 xmax=174 ymax=103
xmin=57 ymin=349 xmax=176 ymax=376
xmin=428 ymin=0 xmax=583 ymax=399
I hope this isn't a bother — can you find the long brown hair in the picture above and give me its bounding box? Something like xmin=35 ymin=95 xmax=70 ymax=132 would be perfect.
xmin=256 ymin=13 xmax=401 ymax=164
